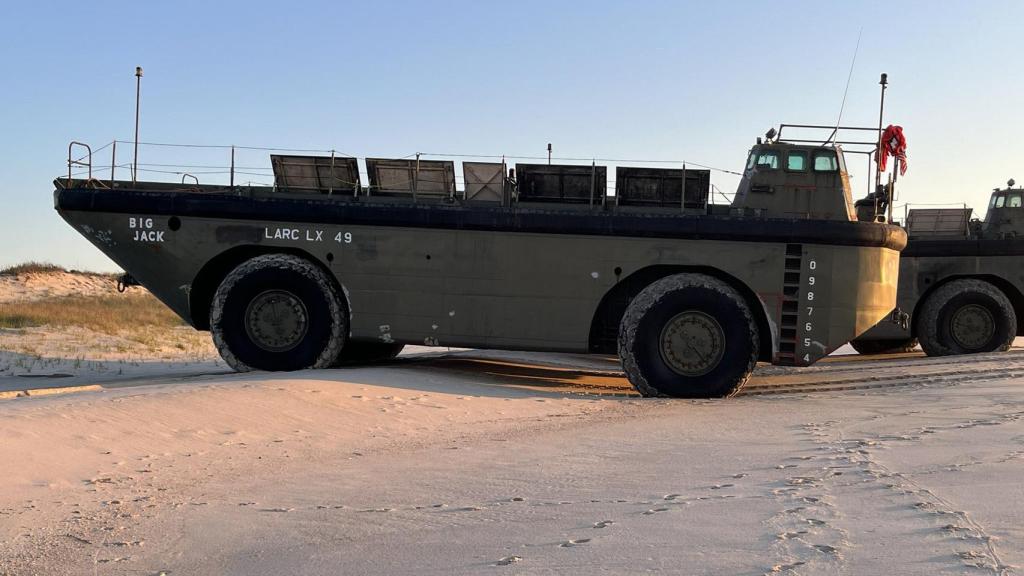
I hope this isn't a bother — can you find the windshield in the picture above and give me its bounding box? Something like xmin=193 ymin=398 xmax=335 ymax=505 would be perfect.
xmin=755 ymin=150 xmax=779 ymax=169
xmin=787 ymin=151 xmax=807 ymax=171
xmin=813 ymin=151 xmax=838 ymax=172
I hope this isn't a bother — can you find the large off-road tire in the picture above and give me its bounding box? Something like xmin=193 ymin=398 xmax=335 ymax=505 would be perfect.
xmin=849 ymin=337 xmax=918 ymax=355
xmin=618 ymin=273 xmax=759 ymax=398
xmin=917 ymin=279 xmax=1015 ymax=357
xmin=332 ymin=341 xmax=405 ymax=366
xmin=211 ymin=254 xmax=346 ymax=371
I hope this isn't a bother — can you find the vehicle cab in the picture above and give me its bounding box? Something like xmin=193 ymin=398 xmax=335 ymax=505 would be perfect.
xmin=981 ymin=180 xmax=1024 ymax=237
xmin=731 ymin=138 xmax=855 ymax=221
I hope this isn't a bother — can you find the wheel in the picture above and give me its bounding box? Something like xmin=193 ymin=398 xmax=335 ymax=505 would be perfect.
xmin=917 ymin=279 xmax=1015 ymax=356
xmin=332 ymin=341 xmax=405 ymax=366
xmin=849 ymin=338 xmax=918 ymax=355
xmin=211 ymin=254 xmax=346 ymax=371
xmin=618 ymin=273 xmax=758 ymax=398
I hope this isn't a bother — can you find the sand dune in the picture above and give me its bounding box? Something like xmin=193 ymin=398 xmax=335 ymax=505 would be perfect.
xmin=0 ymin=270 xmax=132 ymax=303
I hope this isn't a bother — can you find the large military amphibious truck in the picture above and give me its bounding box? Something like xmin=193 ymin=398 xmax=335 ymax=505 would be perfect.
xmin=55 ymin=130 xmax=905 ymax=398
xmin=852 ymin=179 xmax=1024 ymax=356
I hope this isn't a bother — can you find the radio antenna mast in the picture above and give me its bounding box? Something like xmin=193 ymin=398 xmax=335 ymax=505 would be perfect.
xmin=831 ymin=28 xmax=863 ymax=143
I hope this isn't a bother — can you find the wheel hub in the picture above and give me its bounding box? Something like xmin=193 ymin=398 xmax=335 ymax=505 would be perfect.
xmin=244 ymin=290 xmax=309 ymax=352
xmin=950 ymin=303 xmax=995 ymax=350
xmin=659 ymin=311 xmax=726 ymax=377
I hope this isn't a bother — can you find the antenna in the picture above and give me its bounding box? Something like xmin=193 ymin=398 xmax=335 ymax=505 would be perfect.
xmin=133 ymin=66 xmax=143 ymax=185
xmin=832 ymin=28 xmax=863 ymax=143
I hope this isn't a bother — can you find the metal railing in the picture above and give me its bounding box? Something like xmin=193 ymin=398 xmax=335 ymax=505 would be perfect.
xmin=62 ymin=139 xmax=741 ymax=212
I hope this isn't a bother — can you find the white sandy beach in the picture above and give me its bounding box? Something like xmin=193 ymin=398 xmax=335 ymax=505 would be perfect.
xmin=0 ymin=345 xmax=1022 ymax=575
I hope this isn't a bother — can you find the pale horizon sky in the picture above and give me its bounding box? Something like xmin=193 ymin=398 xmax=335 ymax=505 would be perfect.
xmin=2 ymin=0 xmax=1022 ymax=272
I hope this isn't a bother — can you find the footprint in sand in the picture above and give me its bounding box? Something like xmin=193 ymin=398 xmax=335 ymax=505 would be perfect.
xmin=813 ymin=544 xmax=838 ymax=554
xmin=663 ymin=494 xmax=683 ymax=501
xmin=495 ymin=555 xmax=522 ymax=566
xmin=709 ymin=483 xmax=734 ymax=490
xmin=593 ymin=520 xmax=614 ymax=529
xmin=559 ymin=539 xmax=591 ymax=547
xmin=643 ymin=508 xmax=669 ymax=515
xmin=768 ymin=561 xmax=806 ymax=573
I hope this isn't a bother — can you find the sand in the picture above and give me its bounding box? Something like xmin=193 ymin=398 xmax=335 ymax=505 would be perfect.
xmin=0 ymin=348 xmax=1022 ymax=575
xmin=0 ymin=270 xmax=1021 ymax=574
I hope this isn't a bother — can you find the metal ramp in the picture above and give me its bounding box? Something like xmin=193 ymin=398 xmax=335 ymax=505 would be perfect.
xmin=462 ymin=161 xmax=505 ymax=202
xmin=366 ymin=158 xmax=456 ymax=198
xmin=615 ymin=167 xmax=710 ymax=208
xmin=906 ymin=208 xmax=972 ymax=239
xmin=270 ymin=155 xmax=360 ymax=194
xmin=515 ymin=163 xmax=607 ymax=205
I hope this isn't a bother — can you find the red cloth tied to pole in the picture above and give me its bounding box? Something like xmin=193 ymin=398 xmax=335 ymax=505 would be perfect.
xmin=877 ymin=124 xmax=908 ymax=175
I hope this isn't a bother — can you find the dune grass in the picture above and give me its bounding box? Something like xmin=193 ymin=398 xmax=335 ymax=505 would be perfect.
xmin=0 ymin=262 xmax=67 ymax=276
xmin=0 ymin=292 xmax=185 ymax=333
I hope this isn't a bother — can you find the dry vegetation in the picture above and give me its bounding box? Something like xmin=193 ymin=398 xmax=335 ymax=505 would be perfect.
xmin=0 ymin=262 xmax=68 ymax=276
xmin=0 ymin=265 xmax=218 ymax=374
xmin=0 ymin=292 xmax=185 ymax=333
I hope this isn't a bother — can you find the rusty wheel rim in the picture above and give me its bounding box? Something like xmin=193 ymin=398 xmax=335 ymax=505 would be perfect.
xmin=950 ymin=303 xmax=995 ymax=350
xmin=244 ymin=289 xmax=309 ymax=352
xmin=659 ymin=311 xmax=725 ymax=377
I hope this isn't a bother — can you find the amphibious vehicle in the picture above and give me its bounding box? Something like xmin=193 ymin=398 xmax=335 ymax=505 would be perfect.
xmin=56 ymin=127 xmax=905 ymax=398
xmin=852 ymin=179 xmax=1024 ymax=356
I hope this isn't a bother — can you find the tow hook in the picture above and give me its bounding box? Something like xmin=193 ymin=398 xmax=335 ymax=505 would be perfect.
xmin=890 ymin=308 xmax=910 ymax=330
xmin=117 ymin=273 xmax=140 ymax=293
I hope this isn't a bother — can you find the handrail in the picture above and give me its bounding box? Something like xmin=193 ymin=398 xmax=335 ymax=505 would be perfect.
xmin=68 ymin=141 xmax=92 ymax=182
xmin=181 ymin=173 xmax=199 ymax=185
xmin=776 ymin=124 xmax=881 ymax=149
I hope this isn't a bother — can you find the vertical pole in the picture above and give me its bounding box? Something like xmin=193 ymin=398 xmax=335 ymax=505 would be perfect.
xmin=874 ymin=73 xmax=888 ymax=218
xmin=329 ymin=150 xmax=335 ymax=196
xmin=589 ymin=159 xmax=595 ymax=208
xmin=681 ymin=162 xmax=687 ymax=213
xmin=230 ymin=146 xmax=235 ymax=189
xmin=133 ymin=66 xmax=143 ymax=185
xmin=889 ymin=158 xmax=899 ymax=223
xmin=866 ymin=154 xmax=872 ymax=198
xmin=414 ymin=153 xmax=420 ymax=202
xmin=547 ymin=143 xmax=552 ymax=166
xmin=110 ymin=140 xmax=117 ymax=186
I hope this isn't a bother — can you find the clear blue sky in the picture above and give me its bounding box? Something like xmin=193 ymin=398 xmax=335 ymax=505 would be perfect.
xmin=2 ymin=1 xmax=1022 ymax=271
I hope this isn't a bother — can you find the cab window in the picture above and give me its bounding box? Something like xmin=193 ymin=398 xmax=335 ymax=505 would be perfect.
xmin=990 ymin=194 xmax=999 ymax=209
xmin=813 ymin=151 xmax=838 ymax=172
xmin=746 ymin=152 xmax=757 ymax=170
xmin=1009 ymin=193 xmax=1023 ymax=208
xmin=755 ymin=151 xmax=779 ymax=169
xmin=995 ymin=194 xmax=1006 ymax=208
xmin=787 ymin=151 xmax=807 ymax=171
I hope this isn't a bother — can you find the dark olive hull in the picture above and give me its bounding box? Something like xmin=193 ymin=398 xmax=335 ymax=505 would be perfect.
xmin=55 ymin=184 xmax=904 ymax=367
